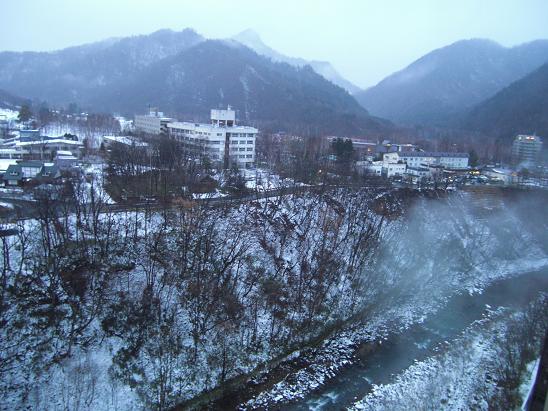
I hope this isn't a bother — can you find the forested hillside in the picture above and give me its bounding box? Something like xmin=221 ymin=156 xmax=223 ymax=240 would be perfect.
xmin=464 ymin=63 xmax=548 ymax=140
xmin=1 ymin=183 xmax=546 ymax=410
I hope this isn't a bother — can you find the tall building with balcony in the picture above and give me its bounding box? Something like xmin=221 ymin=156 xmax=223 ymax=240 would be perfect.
xmin=167 ymin=106 xmax=257 ymax=169
xmin=511 ymin=135 xmax=543 ymax=165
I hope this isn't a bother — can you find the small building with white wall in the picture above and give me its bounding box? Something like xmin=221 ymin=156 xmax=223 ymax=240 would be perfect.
xmin=405 ymin=166 xmax=431 ymax=181
xmin=357 ymin=160 xmax=383 ymax=176
xmin=54 ymin=150 xmax=78 ymax=170
xmin=134 ymin=109 xmax=174 ymax=135
xmin=8 ymin=139 xmax=83 ymax=159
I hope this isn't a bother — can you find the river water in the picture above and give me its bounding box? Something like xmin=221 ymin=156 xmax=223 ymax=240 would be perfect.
xmin=286 ymin=268 xmax=548 ymax=410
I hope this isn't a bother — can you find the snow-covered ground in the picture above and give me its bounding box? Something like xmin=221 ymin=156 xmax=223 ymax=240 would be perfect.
xmin=241 ymin=168 xmax=302 ymax=191
xmin=33 ymin=118 xmax=120 ymax=143
xmin=3 ymin=342 xmax=141 ymax=411
xmin=115 ymin=116 xmax=134 ymax=133
xmin=1 ymin=188 xmax=546 ymax=411
xmin=80 ymin=162 xmax=115 ymax=204
xmin=0 ymin=201 xmax=14 ymax=209
xmin=0 ymin=108 xmax=19 ymax=121
xmin=0 ymin=188 xmax=386 ymax=409
xmin=192 ymin=189 xmax=228 ymax=200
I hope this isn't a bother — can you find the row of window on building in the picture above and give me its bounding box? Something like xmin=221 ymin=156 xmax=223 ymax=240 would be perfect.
xmin=136 ymin=107 xmax=258 ymax=168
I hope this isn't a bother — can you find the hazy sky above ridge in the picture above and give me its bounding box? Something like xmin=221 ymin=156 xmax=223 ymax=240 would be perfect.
xmin=1 ymin=0 xmax=548 ymax=88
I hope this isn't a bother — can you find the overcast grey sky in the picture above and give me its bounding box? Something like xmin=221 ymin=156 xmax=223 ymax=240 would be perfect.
xmin=1 ymin=0 xmax=548 ymax=88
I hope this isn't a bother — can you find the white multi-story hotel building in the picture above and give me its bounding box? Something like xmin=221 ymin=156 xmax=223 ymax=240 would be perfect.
xmin=383 ymin=151 xmax=469 ymax=169
xmin=167 ymin=106 xmax=257 ymax=168
xmin=134 ymin=109 xmax=174 ymax=135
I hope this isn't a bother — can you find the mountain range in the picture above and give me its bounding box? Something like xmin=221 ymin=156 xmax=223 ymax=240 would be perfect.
xmin=1 ymin=29 xmax=548 ymax=139
xmin=89 ymin=39 xmax=388 ymax=134
xmin=0 ymin=29 xmax=203 ymax=105
xmin=355 ymin=39 xmax=548 ymax=126
xmin=0 ymin=29 xmax=387 ymax=135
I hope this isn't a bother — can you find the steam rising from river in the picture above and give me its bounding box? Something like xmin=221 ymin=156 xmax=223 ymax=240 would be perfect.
xmin=366 ymin=190 xmax=548 ymax=321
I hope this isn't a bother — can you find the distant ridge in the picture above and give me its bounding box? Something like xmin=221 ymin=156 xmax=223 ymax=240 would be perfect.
xmin=464 ymin=62 xmax=548 ymax=140
xmin=354 ymin=38 xmax=548 ymax=126
xmin=231 ymin=29 xmax=362 ymax=94
xmin=92 ymin=40 xmax=389 ymax=135
xmin=0 ymin=28 xmax=204 ymax=104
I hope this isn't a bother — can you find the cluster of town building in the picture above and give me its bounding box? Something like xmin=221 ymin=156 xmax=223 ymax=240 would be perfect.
xmin=346 ymin=133 xmax=544 ymax=185
xmin=347 ymin=138 xmax=470 ymax=183
xmin=0 ymin=129 xmax=82 ymax=186
xmin=1 ymin=101 xmax=544 ymax=189
xmin=0 ymin=105 xmax=258 ymax=187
